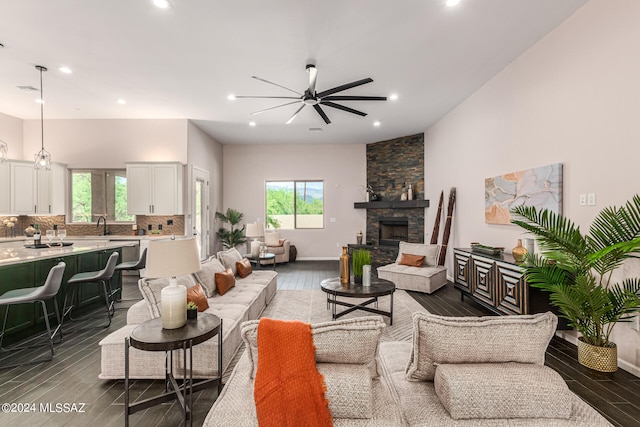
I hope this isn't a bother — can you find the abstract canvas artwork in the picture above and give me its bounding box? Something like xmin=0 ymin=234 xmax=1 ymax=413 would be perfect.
xmin=485 ymin=163 xmax=563 ymax=225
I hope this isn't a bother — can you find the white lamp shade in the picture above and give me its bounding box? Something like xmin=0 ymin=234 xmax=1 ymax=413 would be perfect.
xmin=245 ymin=222 xmax=264 ymax=239
xmin=146 ymin=238 xmax=201 ymax=279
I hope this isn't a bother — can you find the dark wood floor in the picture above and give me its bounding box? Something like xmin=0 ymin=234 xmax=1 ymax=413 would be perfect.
xmin=1 ymin=261 xmax=638 ymax=426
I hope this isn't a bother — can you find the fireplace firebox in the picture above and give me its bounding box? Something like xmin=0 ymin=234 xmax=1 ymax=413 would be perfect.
xmin=379 ymin=217 xmax=409 ymax=247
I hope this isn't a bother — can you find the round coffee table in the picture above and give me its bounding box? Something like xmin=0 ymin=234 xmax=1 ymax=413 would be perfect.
xmin=320 ymin=277 xmax=396 ymax=324
xmin=125 ymin=313 xmax=222 ymax=427
xmin=246 ymin=253 xmax=276 ymax=270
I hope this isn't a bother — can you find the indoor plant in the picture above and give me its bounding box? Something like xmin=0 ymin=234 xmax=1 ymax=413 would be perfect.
xmin=215 ymin=208 xmax=247 ymax=249
xmin=352 ymin=249 xmax=371 ymax=284
xmin=187 ymin=301 xmax=198 ymax=320
xmin=511 ymin=196 xmax=640 ymax=372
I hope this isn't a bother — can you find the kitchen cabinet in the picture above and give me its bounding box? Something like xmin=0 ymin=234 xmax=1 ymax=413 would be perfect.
xmin=9 ymin=161 xmax=66 ymax=215
xmin=0 ymin=162 xmax=9 ymax=214
xmin=126 ymin=162 xmax=184 ymax=215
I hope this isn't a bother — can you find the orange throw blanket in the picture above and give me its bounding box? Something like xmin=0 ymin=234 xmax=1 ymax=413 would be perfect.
xmin=254 ymin=318 xmax=332 ymax=427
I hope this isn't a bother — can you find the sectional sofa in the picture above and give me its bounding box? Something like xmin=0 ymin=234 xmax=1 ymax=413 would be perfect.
xmin=204 ymin=312 xmax=612 ymax=426
xmin=98 ymin=248 xmax=277 ymax=380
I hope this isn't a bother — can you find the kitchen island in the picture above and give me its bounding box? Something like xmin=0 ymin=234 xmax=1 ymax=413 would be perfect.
xmin=0 ymin=240 xmax=136 ymax=345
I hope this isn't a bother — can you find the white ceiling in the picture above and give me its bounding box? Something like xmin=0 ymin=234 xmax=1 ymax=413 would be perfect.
xmin=0 ymin=0 xmax=588 ymax=145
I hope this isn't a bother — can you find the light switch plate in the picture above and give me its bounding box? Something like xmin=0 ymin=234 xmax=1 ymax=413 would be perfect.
xmin=588 ymin=193 xmax=596 ymax=206
xmin=579 ymin=194 xmax=586 ymax=206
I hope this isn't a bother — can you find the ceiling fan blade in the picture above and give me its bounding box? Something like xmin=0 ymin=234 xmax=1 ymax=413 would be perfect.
xmin=321 ymin=101 xmax=367 ymax=117
xmin=251 ymin=101 xmax=301 ymax=116
xmin=235 ymin=96 xmax=301 ymax=100
xmin=251 ymin=76 xmax=303 ymax=96
xmin=286 ymin=104 xmax=306 ymax=124
xmin=313 ymin=104 xmax=331 ymax=124
xmin=307 ymin=65 xmax=318 ymax=96
xmin=316 ymin=78 xmax=373 ymax=98
xmin=322 ymin=95 xmax=387 ymax=101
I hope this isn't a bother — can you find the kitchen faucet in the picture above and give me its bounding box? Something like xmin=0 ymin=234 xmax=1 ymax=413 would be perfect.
xmin=97 ymin=215 xmax=108 ymax=236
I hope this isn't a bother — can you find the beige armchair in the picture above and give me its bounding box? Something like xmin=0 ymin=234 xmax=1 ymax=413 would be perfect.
xmin=262 ymin=230 xmax=290 ymax=264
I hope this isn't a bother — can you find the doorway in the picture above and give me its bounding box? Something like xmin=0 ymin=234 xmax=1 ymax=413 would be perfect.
xmin=192 ymin=166 xmax=210 ymax=259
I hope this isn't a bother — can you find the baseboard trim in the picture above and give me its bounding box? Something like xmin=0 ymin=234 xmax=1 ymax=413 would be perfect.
xmin=296 ymin=257 xmax=338 ymax=261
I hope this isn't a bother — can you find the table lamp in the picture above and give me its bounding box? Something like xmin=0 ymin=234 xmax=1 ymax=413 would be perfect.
xmin=245 ymin=222 xmax=264 ymax=257
xmin=146 ymin=237 xmax=201 ymax=329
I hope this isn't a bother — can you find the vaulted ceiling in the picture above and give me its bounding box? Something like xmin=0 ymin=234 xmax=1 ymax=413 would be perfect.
xmin=0 ymin=0 xmax=587 ymax=145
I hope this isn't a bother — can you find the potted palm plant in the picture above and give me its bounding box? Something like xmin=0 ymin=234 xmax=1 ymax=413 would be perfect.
xmin=215 ymin=208 xmax=247 ymax=249
xmin=511 ymin=195 xmax=640 ymax=372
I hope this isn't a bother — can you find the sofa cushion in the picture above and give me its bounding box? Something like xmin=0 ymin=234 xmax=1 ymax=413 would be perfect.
xmin=217 ymin=247 xmax=243 ymax=276
xmin=186 ymin=283 xmax=209 ymax=312
xmin=215 ymin=268 xmax=236 ymax=296
xmin=264 ymin=230 xmax=280 ymax=246
xmin=317 ymin=363 xmax=373 ymax=419
xmin=194 ymin=257 xmax=226 ymax=297
xmin=406 ymin=312 xmax=557 ymax=382
xmin=434 ymin=363 xmax=572 ymax=420
xmin=241 ymin=316 xmax=385 ymax=379
xmin=399 ymin=253 xmax=425 ymax=267
xmin=236 ymin=258 xmax=253 ymax=278
xmin=395 ymin=242 xmax=440 ymax=267
xmin=138 ymin=275 xmax=197 ymax=318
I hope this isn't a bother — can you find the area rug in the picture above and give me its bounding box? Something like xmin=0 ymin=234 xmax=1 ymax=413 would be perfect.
xmin=223 ymin=289 xmax=426 ymax=382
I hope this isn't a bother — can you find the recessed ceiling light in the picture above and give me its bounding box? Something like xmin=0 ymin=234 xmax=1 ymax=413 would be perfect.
xmin=35 ymin=99 xmax=45 ymax=104
xmin=249 ymin=121 xmax=256 ymax=127
xmin=389 ymin=93 xmax=398 ymax=101
xmin=153 ymin=0 xmax=171 ymax=9
xmin=116 ymin=99 xmax=127 ymax=105
xmin=373 ymin=121 xmax=381 ymax=127
xmin=227 ymin=94 xmax=236 ymax=101
xmin=446 ymin=0 xmax=461 ymax=7
xmin=59 ymin=66 xmax=72 ymax=74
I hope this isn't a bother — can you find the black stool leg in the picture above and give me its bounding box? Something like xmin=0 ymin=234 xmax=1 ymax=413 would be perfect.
xmin=0 ymin=305 xmax=9 ymax=351
xmin=100 ymin=280 xmax=113 ymax=328
xmin=40 ymin=300 xmax=55 ymax=361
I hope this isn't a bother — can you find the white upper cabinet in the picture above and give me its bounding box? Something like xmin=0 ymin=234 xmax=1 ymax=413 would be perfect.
xmin=126 ymin=163 xmax=183 ymax=215
xmin=0 ymin=163 xmax=10 ymax=214
xmin=9 ymin=161 xmax=66 ymax=215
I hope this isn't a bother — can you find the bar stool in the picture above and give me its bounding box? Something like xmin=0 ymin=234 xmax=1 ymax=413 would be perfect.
xmin=0 ymin=262 xmax=66 ymax=369
xmin=63 ymin=252 xmax=119 ymax=328
xmin=114 ymin=248 xmax=146 ymax=302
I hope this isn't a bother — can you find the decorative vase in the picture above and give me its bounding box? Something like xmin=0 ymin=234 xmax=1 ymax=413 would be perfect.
xmin=187 ymin=309 xmax=197 ymax=320
xmin=363 ymin=265 xmax=371 ymax=287
xmin=407 ymin=184 xmax=413 ymax=201
xmin=578 ymin=337 xmax=618 ymax=372
xmin=512 ymin=239 xmax=527 ymax=262
xmin=339 ymin=246 xmax=350 ymax=284
xmin=356 ymin=231 xmax=363 ymax=245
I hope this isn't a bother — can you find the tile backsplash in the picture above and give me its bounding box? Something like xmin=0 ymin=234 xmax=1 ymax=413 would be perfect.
xmin=1 ymin=215 xmax=185 ymax=238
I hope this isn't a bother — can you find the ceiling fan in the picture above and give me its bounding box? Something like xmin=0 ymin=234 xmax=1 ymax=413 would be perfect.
xmin=234 ymin=64 xmax=387 ymax=124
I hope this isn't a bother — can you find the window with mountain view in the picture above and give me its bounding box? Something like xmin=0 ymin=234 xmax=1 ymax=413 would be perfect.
xmin=265 ymin=180 xmax=324 ymax=229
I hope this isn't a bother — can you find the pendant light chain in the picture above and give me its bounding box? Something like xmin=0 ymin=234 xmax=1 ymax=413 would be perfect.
xmin=34 ymin=65 xmax=51 ymax=170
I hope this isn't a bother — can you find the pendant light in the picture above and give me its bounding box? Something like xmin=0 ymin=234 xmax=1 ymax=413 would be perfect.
xmin=34 ymin=65 xmax=51 ymax=170
xmin=0 ymin=139 xmax=7 ymax=163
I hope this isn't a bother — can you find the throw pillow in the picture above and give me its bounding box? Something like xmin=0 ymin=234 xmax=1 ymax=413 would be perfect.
xmin=194 ymin=257 xmax=226 ymax=297
xmin=434 ymin=363 xmax=571 ymax=420
xmin=264 ymin=231 xmax=280 ymax=246
xmin=215 ymin=268 xmax=236 ymax=296
xmin=186 ymin=283 xmax=209 ymax=312
xmin=241 ymin=316 xmax=385 ymax=379
xmin=236 ymin=258 xmax=253 ymax=278
xmin=405 ymin=311 xmax=557 ymax=382
xmin=217 ymin=247 xmax=243 ymax=276
xmin=395 ymin=242 xmax=440 ymax=267
xmin=399 ymin=253 xmax=425 ymax=267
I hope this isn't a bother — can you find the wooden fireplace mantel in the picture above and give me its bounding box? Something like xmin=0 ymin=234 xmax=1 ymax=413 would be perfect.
xmin=354 ymin=200 xmax=430 ymax=209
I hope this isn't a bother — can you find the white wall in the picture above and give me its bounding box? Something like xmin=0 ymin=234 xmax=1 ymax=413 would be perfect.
xmin=0 ymin=112 xmax=24 ymax=160
xmin=222 ymin=144 xmax=366 ymax=259
xmin=187 ymin=120 xmax=224 ymax=255
xmin=22 ymin=119 xmax=188 ymax=168
xmin=424 ymin=0 xmax=640 ymax=375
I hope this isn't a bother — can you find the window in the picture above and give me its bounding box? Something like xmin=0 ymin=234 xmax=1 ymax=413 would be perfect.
xmin=266 ymin=180 xmax=324 ymax=229
xmin=70 ymin=170 xmax=134 ymax=223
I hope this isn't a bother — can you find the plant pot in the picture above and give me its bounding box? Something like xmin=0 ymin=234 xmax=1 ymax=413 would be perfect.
xmin=353 ymin=275 xmax=363 ymax=284
xmin=577 ymin=337 xmax=617 ymax=372
xmin=187 ymin=309 xmax=198 ymax=320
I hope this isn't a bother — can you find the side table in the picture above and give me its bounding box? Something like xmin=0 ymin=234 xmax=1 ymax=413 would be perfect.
xmin=246 ymin=252 xmax=276 ymax=270
xmin=125 ymin=313 xmax=222 ymax=426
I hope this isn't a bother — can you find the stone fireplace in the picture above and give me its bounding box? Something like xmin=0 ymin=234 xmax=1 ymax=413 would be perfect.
xmin=378 ymin=217 xmax=409 ymax=247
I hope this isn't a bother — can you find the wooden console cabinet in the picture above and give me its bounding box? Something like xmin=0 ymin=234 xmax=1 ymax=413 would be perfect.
xmin=453 ymin=248 xmax=564 ymax=324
